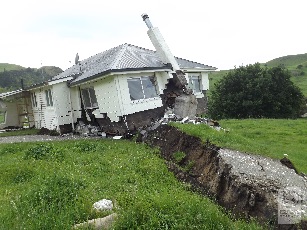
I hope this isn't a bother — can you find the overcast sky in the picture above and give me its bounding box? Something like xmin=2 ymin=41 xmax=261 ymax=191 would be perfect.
xmin=1 ymin=0 xmax=306 ymax=71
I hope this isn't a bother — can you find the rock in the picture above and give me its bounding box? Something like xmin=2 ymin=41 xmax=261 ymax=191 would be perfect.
xmin=93 ymin=199 xmax=113 ymax=211
xmin=74 ymin=213 xmax=117 ymax=229
xmin=173 ymin=94 xmax=197 ymax=119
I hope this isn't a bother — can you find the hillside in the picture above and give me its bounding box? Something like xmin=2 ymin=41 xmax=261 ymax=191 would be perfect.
xmin=209 ymin=53 xmax=307 ymax=96
xmin=0 ymin=64 xmax=63 ymax=92
xmin=0 ymin=63 xmax=25 ymax=72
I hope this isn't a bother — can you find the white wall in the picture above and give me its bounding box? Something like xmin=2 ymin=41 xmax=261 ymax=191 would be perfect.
xmin=80 ymin=76 xmax=122 ymax=122
xmin=201 ymin=72 xmax=209 ymax=90
xmin=31 ymin=87 xmax=57 ymax=130
xmin=70 ymin=87 xmax=82 ymax=124
xmin=53 ymin=82 xmax=74 ymax=127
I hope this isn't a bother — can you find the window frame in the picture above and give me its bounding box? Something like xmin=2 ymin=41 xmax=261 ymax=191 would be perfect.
xmin=189 ymin=75 xmax=202 ymax=94
xmin=127 ymin=76 xmax=158 ymax=101
xmin=0 ymin=111 xmax=5 ymax=124
xmin=45 ymin=89 xmax=53 ymax=107
xmin=81 ymin=87 xmax=98 ymax=109
xmin=31 ymin=92 xmax=38 ymax=107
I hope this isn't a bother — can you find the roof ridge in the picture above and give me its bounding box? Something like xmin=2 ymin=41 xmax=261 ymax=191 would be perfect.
xmin=111 ymin=43 xmax=128 ymax=69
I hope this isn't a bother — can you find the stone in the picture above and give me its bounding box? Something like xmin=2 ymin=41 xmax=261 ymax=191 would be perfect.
xmin=173 ymin=94 xmax=197 ymax=119
xmin=74 ymin=213 xmax=117 ymax=229
xmin=93 ymin=199 xmax=113 ymax=211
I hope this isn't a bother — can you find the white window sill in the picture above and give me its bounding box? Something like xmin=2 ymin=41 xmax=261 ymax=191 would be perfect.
xmin=130 ymin=96 xmax=160 ymax=104
xmin=193 ymin=92 xmax=204 ymax=98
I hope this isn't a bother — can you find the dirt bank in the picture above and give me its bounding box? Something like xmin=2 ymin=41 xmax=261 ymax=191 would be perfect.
xmin=142 ymin=125 xmax=307 ymax=229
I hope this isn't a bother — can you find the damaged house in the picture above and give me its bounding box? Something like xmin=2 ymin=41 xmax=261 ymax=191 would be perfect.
xmin=0 ymin=14 xmax=216 ymax=134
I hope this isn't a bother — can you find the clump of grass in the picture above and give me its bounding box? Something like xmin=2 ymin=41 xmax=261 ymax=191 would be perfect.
xmin=74 ymin=141 xmax=98 ymax=152
xmin=13 ymin=174 xmax=87 ymax=229
xmin=173 ymin=151 xmax=186 ymax=163
xmin=0 ymin=145 xmax=22 ymax=155
xmin=24 ymin=143 xmax=64 ymax=161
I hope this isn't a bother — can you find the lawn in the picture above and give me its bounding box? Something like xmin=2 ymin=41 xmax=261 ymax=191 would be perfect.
xmin=173 ymin=118 xmax=307 ymax=174
xmin=0 ymin=128 xmax=39 ymax=137
xmin=0 ymin=139 xmax=262 ymax=230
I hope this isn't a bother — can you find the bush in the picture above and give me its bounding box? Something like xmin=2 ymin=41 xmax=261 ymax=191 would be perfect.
xmin=209 ymin=63 xmax=305 ymax=119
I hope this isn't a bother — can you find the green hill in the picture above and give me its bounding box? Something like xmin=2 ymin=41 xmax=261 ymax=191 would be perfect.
xmin=266 ymin=53 xmax=307 ymax=68
xmin=0 ymin=65 xmax=63 ymax=92
xmin=0 ymin=63 xmax=25 ymax=72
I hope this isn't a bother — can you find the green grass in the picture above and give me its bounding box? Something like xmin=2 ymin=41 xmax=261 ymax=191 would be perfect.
xmin=0 ymin=63 xmax=24 ymax=72
xmin=0 ymin=139 xmax=263 ymax=229
xmin=173 ymin=119 xmax=307 ymax=174
xmin=266 ymin=53 xmax=307 ymax=68
xmin=0 ymin=128 xmax=39 ymax=137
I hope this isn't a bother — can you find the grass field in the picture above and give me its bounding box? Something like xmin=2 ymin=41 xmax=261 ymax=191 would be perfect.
xmin=0 ymin=139 xmax=262 ymax=230
xmin=173 ymin=118 xmax=307 ymax=174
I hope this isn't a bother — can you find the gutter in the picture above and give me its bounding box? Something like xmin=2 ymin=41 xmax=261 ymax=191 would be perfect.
xmin=69 ymin=66 xmax=173 ymax=87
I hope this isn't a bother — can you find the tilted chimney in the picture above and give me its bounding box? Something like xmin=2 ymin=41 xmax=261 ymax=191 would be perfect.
xmin=141 ymin=13 xmax=180 ymax=71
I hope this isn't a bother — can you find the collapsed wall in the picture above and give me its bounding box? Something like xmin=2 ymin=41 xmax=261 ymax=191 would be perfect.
xmin=142 ymin=125 xmax=307 ymax=229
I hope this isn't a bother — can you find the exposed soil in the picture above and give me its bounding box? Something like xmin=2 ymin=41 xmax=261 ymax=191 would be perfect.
xmin=142 ymin=125 xmax=307 ymax=230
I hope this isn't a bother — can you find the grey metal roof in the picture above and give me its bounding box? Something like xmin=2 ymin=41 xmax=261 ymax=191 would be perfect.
xmin=51 ymin=43 xmax=216 ymax=86
xmin=0 ymin=89 xmax=23 ymax=99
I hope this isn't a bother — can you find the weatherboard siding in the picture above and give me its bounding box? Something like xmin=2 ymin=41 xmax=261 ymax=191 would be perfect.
xmin=31 ymin=88 xmax=57 ymax=130
xmin=53 ymin=82 xmax=73 ymax=126
xmin=80 ymin=76 xmax=122 ymax=122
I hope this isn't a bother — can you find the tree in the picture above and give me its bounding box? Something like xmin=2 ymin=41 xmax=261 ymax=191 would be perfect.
xmin=208 ymin=63 xmax=305 ymax=119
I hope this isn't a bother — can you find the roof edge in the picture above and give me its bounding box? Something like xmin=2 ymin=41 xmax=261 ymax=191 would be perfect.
xmin=69 ymin=66 xmax=173 ymax=87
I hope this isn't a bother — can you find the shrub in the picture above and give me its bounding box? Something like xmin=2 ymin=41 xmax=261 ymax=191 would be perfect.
xmin=209 ymin=63 xmax=305 ymax=119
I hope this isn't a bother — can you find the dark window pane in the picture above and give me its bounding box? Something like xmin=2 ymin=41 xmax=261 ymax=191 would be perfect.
xmin=48 ymin=90 xmax=53 ymax=106
xmin=190 ymin=76 xmax=201 ymax=93
xmin=82 ymin=89 xmax=91 ymax=108
xmin=88 ymin=88 xmax=98 ymax=107
xmin=141 ymin=76 xmax=158 ymax=99
xmin=45 ymin=90 xmax=50 ymax=106
xmin=128 ymin=78 xmax=144 ymax=100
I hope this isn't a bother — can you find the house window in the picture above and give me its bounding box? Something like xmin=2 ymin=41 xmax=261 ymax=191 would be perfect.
xmin=127 ymin=76 xmax=158 ymax=100
xmin=45 ymin=89 xmax=53 ymax=107
xmin=189 ymin=75 xmax=202 ymax=93
xmin=81 ymin=87 xmax=98 ymax=108
xmin=31 ymin=92 xmax=37 ymax=107
xmin=0 ymin=111 xmax=5 ymax=123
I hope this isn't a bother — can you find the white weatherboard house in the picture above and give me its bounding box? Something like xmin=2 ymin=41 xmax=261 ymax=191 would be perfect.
xmin=0 ymin=15 xmax=216 ymax=134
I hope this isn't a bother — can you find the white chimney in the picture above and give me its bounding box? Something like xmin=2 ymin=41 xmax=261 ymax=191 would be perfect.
xmin=141 ymin=13 xmax=180 ymax=71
